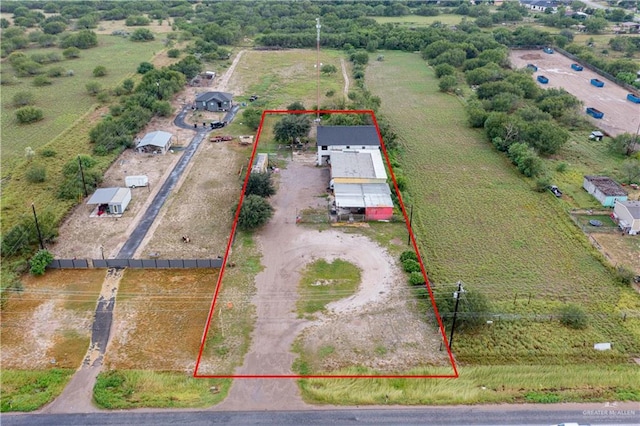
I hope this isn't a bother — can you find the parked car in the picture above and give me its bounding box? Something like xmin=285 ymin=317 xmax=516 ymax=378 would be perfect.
xmin=210 ymin=121 xmax=226 ymax=129
xmin=549 ymin=185 xmax=562 ymax=197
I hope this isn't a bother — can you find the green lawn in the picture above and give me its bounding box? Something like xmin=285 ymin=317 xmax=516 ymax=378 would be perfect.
xmin=365 ymin=50 xmax=640 ymax=365
xmin=0 ymin=369 xmax=75 ymax=412
xmin=297 ymin=259 xmax=361 ymax=317
xmin=1 ymin=34 xmax=165 ymax=176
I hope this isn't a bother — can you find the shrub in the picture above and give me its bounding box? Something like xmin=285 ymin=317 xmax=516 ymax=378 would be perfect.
xmin=40 ymin=148 xmax=56 ymax=157
xmin=434 ymin=63 xmax=455 ymax=78
xmin=400 ymin=250 xmax=418 ymax=262
xmin=325 ymin=89 xmax=335 ymax=97
xmin=614 ymin=265 xmax=635 ymax=285
xmin=237 ymin=194 xmax=274 ymax=231
xmin=167 ymin=48 xmax=180 ymax=58
xmin=46 ymin=66 xmax=65 ymax=77
xmin=137 ymin=61 xmax=154 ymax=74
xmin=15 ymin=106 xmax=43 ymax=124
xmin=245 ymin=172 xmax=275 ymax=198
xmin=435 ymin=285 xmax=491 ymax=332
xmin=96 ymin=91 xmax=110 ymax=103
xmin=12 ymin=91 xmax=35 ymax=107
xmin=62 ymin=47 xmax=80 ymax=59
xmin=26 ymin=165 xmax=46 ymax=183
xmin=86 ymin=81 xmax=102 ymax=96
xmin=402 ymin=259 xmax=421 ymax=273
xmin=32 ymin=76 xmax=52 ymax=87
xmin=438 ymin=75 xmax=457 ymax=93
xmin=130 ymin=28 xmax=155 ymax=42
xmin=558 ymin=304 xmax=588 ymax=330
xmin=408 ymin=271 xmax=425 ymax=286
xmin=92 ymin=65 xmax=107 ymax=77
xmin=30 ymin=249 xmax=54 ymax=276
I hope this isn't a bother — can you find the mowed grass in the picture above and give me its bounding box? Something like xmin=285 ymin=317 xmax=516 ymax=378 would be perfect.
xmin=0 ymin=34 xmax=165 ymax=174
xmin=298 ymin=364 xmax=640 ymax=404
xmin=373 ymin=14 xmax=472 ymax=27
xmin=0 ymin=369 xmax=75 ymax=412
xmin=365 ymin=50 xmax=640 ymax=363
xmin=228 ymin=49 xmax=347 ymax=110
xmin=93 ymin=370 xmax=229 ymax=409
xmin=296 ymin=259 xmax=361 ymax=317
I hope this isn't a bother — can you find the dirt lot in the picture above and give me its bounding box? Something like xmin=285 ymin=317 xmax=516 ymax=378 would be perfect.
xmin=0 ymin=269 xmax=105 ymax=369
xmin=509 ymin=49 xmax=640 ymax=137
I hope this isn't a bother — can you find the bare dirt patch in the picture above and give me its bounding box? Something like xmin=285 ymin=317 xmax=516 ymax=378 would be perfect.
xmin=509 ymin=49 xmax=640 ymax=137
xmin=104 ymin=269 xmax=218 ymax=371
xmin=591 ymin=232 xmax=640 ymax=274
xmin=0 ymin=269 xmax=105 ymax=369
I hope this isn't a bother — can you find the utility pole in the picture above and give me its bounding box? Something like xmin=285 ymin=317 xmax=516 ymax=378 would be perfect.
xmin=315 ymin=17 xmax=321 ymax=122
xmin=77 ymin=156 xmax=88 ymax=198
xmin=448 ymin=281 xmax=465 ymax=350
xmin=407 ymin=204 xmax=413 ymax=245
xmin=32 ymin=203 xmax=44 ymax=250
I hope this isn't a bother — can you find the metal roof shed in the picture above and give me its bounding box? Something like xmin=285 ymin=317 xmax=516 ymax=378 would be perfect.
xmin=136 ymin=131 xmax=173 ymax=154
xmin=87 ymin=187 xmax=131 ymax=215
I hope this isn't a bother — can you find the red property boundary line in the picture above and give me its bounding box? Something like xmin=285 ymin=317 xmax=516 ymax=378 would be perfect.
xmin=194 ymin=109 xmax=459 ymax=379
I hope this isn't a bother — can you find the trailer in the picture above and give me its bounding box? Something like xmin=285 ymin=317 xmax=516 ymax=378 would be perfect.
xmin=586 ymin=107 xmax=604 ymax=119
xmin=627 ymin=93 xmax=640 ymax=104
xmin=571 ymin=63 xmax=583 ymax=71
xmin=526 ymin=64 xmax=538 ymax=72
xmin=125 ymin=175 xmax=148 ymax=188
xmin=590 ymin=78 xmax=604 ymax=87
xmin=537 ymin=75 xmax=549 ymax=84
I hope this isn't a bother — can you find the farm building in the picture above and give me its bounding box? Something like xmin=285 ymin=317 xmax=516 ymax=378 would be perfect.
xmin=583 ymin=175 xmax=628 ymax=207
xmin=329 ymin=150 xmax=393 ymax=221
xmin=136 ymin=131 xmax=173 ymax=154
xmin=87 ymin=187 xmax=131 ymax=216
xmin=333 ymin=183 xmax=394 ymax=221
xmin=519 ymin=0 xmax=560 ymax=12
xmin=613 ymin=200 xmax=640 ymax=235
xmin=252 ymin=153 xmax=268 ymax=173
xmin=329 ymin=150 xmax=387 ymax=186
xmin=316 ymin=125 xmax=380 ymax=166
xmin=194 ymin=91 xmax=233 ymax=112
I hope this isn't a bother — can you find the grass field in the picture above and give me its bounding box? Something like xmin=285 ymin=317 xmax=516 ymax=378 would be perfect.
xmin=373 ymin=14 xmax=472 ymax=27
xmin=0 ymin=369 xmax=75 ymax=412
xmin=365 ymin=50 xmax=640 ymax=365
xmin=1 ymin=34 xmax=165 ymax=233
xmin=296 ymin=259 xmax=361 ymax=317
xmin=0 ymin=34 xmax=165 ymax=174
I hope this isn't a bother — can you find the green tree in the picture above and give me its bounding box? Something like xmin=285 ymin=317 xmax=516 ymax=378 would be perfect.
xmin=30 ymin=249 xmax=54 ymax=276
xmin=621 ymin=159 xmax=640 ymax=184
xmin=59 ymin=30 xmax=97 ymax=49
xmin=320 ymin=63 xmax=337 ymax=74
xmin=435 ymin=63 xmax=456 ymax=78
xmin=608 ymin=133 xmax=637 ymax=156
xmin=168 ymin=55 xmax=202 ymax=79
xmin=15 ymin=106 xmax=43 ymax=124
xmin=245 ymin=172 xmax=275 ymax=198
xmin=435 ymin=284 xmax=491 ymax=333
xmin=92 ymin=65 xmax=107 ymax=77
xmin=137 ymin=61 xmax=154 ymax=74
xmin=130 ymin=28 xmax=155 ymax=42
xmin=584 ymin=17 xmax=608 ymax=34
xmin=167 ymin=48 xmax=180 ymax=58
xmin=242 ymin=107 xmax=262 ymax=131
xmin=438 ymin=75 xmax=457 ymax=93
xmin=237 ymin=194 xmax=274 ymax=231
xmin=122 ymin=78 xmax=134 ymax=93
xmin=12 ymin=91 xmax=35 ymax=107
xmin=286 ymin=101 xmax=305 ymax=111
xmin=273 ymin=115 xmax=312 ymax=144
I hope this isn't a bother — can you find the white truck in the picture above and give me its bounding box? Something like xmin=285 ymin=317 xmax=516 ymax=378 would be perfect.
xmin=125 ymin=175 xmax=148 ymax=188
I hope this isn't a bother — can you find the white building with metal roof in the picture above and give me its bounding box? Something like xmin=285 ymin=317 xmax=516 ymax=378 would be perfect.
xmin=86 ymin=187 xmax=131 ymax=216
xmin=136 ymin=130 xmax=173 ymax=154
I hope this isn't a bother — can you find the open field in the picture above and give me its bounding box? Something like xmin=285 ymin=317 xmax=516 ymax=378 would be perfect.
xmin=509 ymin=49 xmax=640 ymax=137
xmin=0 ymin=269 xmax=105 ymax=370
xmin=373 ymin=14 xmax=472 ymax=27
xmin=104 ymin=269 xmax=218 ymax=371
xmin=0 ymin=34 xmax=165 ymax=175
xmin=366 ymin=50 xmax=640 ymax=365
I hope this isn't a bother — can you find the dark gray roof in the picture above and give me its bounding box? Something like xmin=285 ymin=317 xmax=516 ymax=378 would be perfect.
xmin=317 ymin=125 xmax=380 ymax=147
xmin=195 ymin=91 xmax=233 ymax=102
xmin=584 ymin=175 xmax=628 ymax=197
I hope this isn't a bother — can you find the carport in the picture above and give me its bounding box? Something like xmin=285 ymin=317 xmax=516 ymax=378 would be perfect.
xmin=87 ymin=187 xmax=131 ymax=216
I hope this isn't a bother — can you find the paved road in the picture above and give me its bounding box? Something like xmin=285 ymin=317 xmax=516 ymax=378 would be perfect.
xmin=116 ymin=110 xmax=206 ymax=258
xmin=4 ymin=405 xmax=639 ymax=425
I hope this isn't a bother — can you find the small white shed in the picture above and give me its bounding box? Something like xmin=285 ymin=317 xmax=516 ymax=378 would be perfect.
xmin=87 ymin=187 xmax=131 ymax=215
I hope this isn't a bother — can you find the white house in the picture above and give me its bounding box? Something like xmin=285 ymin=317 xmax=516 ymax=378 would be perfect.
xmin=87 ymin=187 xmax=131 ymax=216
xmin=519 ymin=0 xmax=560 ymax=12
xmin=613 ymin=200 xmax=640 ymax=235
xmin=316 ymin=125 xmax=380 ymax=166
xmin=136 ymin=131 xmax=173 ymax=154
